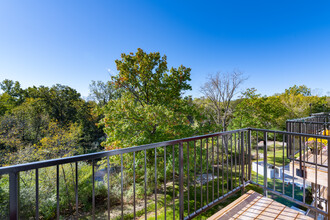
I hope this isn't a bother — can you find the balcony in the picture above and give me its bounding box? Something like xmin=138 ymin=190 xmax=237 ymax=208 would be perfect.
xmin=0 ymin=114 xmax=329 ymax=219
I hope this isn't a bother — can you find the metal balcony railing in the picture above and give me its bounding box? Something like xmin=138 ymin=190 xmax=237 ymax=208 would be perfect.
xmin=0 ymin=128 xmax=329 ymax=219
xmin=286 ymin=112 xmax=330 ymax=135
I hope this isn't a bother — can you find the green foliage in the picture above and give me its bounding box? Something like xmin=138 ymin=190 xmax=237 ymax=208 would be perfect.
xmin=0 ymin=83 xmax=106 ymax=166
xmin=101 ymin=49 xmax=213 ymax=196
xmin=89 ymin=80 xmax=121 ymax=106
xmin=113 ymin=48 xmax=191 ymax=107
xmin=0 ymin=93 xmax=17 ymax=115
xmin=284 ymin=85 xmax=311 ymax=96
xmin=310 ymin=96 xmax=329 ymax=113
xmin=0 ymin=79 xmax=25 ymax=104
xmin=103 ymin=96 xmax=199 ymax=149
xmin=26 ymin=84 xmax=81 ymax=125
xmin=3 ymin=121 xmax=82 ymax=165
xmin=103 ymin=49 xmax=211 ymax=150
xmin=280 ymin=86 xmax=325 ymax=119
xmin=0 ymin=79 xmax=25 ymax=115
xmin=230 ymin=85 xmax=329 ymax=130
xmin=230 ymin=88 xmax=287 ymax=130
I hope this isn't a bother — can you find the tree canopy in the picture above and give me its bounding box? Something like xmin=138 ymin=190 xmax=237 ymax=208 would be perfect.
xmin=112 ymin=48 xmax=192 ymax=107
xmin=102 ymin=49 xmax=211 ymax=150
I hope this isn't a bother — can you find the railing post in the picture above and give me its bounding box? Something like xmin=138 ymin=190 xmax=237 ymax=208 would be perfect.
xmin=248 ymin=129 xmax=252 ymax=181
xmin=286 ymin=121 xmax=290 ymax=158
xmin=263 ymin=132 xmax=268 ymax=197
xmin=179 ymin=142 xmax=184 ymax=220
xmin=241 ymin=132 xmax=245 ymax=194
xmin=9 ymin=172 xmax=19 ymax=220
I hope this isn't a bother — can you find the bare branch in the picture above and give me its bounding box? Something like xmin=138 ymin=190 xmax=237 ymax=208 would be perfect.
xmin=201 ymin=70 xmax=247 ymax=131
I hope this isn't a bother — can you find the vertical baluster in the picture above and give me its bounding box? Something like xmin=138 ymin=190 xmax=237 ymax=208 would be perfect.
xmin=282 ymin=135 xmax=285 ymax=195
xmin=315 ymin=139 xmax=318 ymax=210
xmin=222 ymin=136 xmax=224 ymax=195
xmin=234 ymin=133 xmax=237 ymax=188
xmin=217 ymin=136 xmax=220 ymax=198
xmin=200 ymin=139 xmax=203 ymax=208
xmin=75 ymin=162 xmax=78 ymax=218
xmin=56 ymin=165 xmax=60 ymax=220
xmin=133 ymin=152 xmax=136 ymax=219
xmin=164 ymin=146 xmax=167 ymax=219
xmin=286 ymin=122 xmax=289 ymax=158
xmin=172 ymin=145 xmax=175 ymax=219
xmin=245 ymin=132 xmax=248 ymax=180
xmin=121 ymin=155 xmax=124 ymax=219
xmin=155 ymin=148 xmax=157 ymax=219
xmin=248 ymin=130 xmax=252 ymax=182
xmin=206 ymin=138 xmax=209 ymax=204
xmin=273 ymin=133 xmax=276 ymax=191
xmin=226 ymin=135 xmax=229 ymax=193
xmin=327 ymin=138 xmax=330 ymax=218
xmin=299 ymin=123 xmax=303 ymax=193
xmin=212 ymin=137 xmax=214 ymax=201
xmin=187 ymin=142 xmax=190 ymax=214
xmin=194 ymin=141 xmax=197 ymax=212
xmin=303 ymin=135 xmax=306 ymax=204
xmin=145 ymin=150 xmax=147 ymax=220
xmin=230 ymin=134 xmax=233 ymax=191
xmin=263 ymin=132 xmax=267 ymax=197
xmin=241 ymin=132 xmax=245 ymax=194
xmin=92 ymin=160 xmax=95 ymax=220
xmin=292 ymin=133 xmax=295 ymax=199
xmin=238 ymin=134 xmax=241 ymax=187
xmin=36 ymin=169 xmax=39 ymax=220
xmin=9 ymin=172 xmax=19 ymax=220
xmin=107 ymin=156 xmax=110 ymax=220
xmin=256 ymin=132 xmax=259 ymax=184
xmin=179 ymin=142 xmax=184 ymax=220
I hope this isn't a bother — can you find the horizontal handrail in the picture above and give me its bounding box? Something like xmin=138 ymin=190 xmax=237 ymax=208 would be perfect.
xmin=251 ymin=128 xmax=330 ymax=139
xmin=286 ymin=113 xmax=329 ymax=123
xmin=286 ymin=120 xmax=330 ymax=124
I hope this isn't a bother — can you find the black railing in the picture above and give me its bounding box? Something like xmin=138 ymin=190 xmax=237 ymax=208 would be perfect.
xmin=0 ymin=128 xmax=329 ymax=219
xmin=286 ymin=113 xmax=330 ymax=136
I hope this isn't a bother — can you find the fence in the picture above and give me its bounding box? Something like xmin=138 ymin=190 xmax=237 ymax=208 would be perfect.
xmin=0 ymin=128 xmax=329 ymax=219
xmin=286 ymin=113 xmax=330 ymax=135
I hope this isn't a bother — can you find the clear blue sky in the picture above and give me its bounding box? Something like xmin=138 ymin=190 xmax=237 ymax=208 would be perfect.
xmin=1 ymin=0 xmax=330 ymax=98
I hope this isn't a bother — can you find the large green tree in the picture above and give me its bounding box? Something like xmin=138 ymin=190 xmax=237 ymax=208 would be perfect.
xmin=101 ymin=49 xmax=213 ymax=198
xmin=102 ymin=48 xmax=208 ymax=150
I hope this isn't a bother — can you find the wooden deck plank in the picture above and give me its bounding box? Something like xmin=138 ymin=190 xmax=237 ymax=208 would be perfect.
xmin=207 ymin=190 xmax=257 ymax=220
xmin=234 ymin=196 xmax=272 ymax=219
xmin=275 ymin=207 xmax=300 ymax=220
xmin=208 ymin=190 xmax=312 ymax=220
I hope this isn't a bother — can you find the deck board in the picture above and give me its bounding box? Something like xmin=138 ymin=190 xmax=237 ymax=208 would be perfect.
xmin=208 ymin=190 xmax=312 ymax=220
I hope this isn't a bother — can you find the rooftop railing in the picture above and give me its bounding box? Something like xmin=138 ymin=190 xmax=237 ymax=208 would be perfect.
xmin=0 ymin=127 xmax=329 ymax=219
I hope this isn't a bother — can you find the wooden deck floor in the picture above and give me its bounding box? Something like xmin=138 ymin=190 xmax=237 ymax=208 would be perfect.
xmin=208 ymin=190 xmax=312 ymax=220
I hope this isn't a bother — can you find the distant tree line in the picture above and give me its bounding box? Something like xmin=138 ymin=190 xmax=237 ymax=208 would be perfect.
xmin=0 ymin=80 xmax=108 ymax=166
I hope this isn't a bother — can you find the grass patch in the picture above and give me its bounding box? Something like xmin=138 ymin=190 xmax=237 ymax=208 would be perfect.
xmin=252 ymin=147 xmax=291 ymax=167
